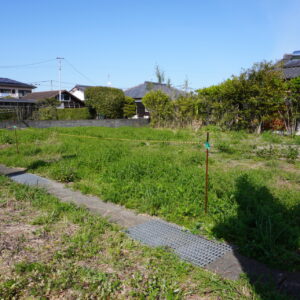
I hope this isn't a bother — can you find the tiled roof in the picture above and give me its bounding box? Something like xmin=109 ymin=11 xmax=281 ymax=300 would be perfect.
xmin=71 ymin=84 xmax=93 ymax=91
xmin=0 ymin=78 xmax=36 ymax=89
xmin=22 ymin=90 xmax=60 ymax=100
xmin=22 ymin=90 xmax=83 ymax=103
xmin=280 ymin=53 xmax=300 ymax=79
xmin=0 ymin=98 xmax=36 ymax=104
xmin=283 ymin=67 xmax=300 ymax=79
xmin=125 ymin=81 xmax=185 ymax=100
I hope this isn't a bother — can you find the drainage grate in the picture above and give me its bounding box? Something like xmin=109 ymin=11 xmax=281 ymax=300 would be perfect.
xmin=9 ymin=173 xmax=51 ymax=186
xmin=127 ymin=220 xmax=233 ymax=267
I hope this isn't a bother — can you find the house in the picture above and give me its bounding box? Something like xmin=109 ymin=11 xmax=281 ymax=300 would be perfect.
xmin=0 ymin=78 xmax=36 ymax=98
xmin=281 ymin=52 xmax=300 ymax=79
xmin=69 ymin=84 xmax=93 ymax=101
xmin=0 ymin=98 xmax=37 ymax=120
xmin=124 ymin=81 xmax=185 ymax=118
xmin=22 ymin=90 xmax=84 ymax=108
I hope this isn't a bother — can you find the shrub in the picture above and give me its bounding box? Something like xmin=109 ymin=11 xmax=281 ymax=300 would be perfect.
xmin=256 ymin=145 xmax=279 ymax=159
xmin=36 ymin=107 xmax=58 ymax=120
xmin=0 ymin=133 xmax=14 ymax=144
xmin=85 ymin=87 xmax=125 ymax=118
xmin=0 ymin=112 xmax=16 ymax=121
xmin=37 ymin=97 xmax=60 ymax=108
xmin=142 ymin=90 xmax=173 ymax=126
xmin=285 ymin=146 xmax=299 ymax=163
xmin=57 ymin=108 xmax=91 ymax=120
xmin=216 ymin=141 xmax=235 ymax=154
xmin=123 ymin=96 xmax=136 ymax=118
xmin=34 ymin=108 xmax=91 ymax=120
xmin=50 ymin=165 xmax=79 ymax=183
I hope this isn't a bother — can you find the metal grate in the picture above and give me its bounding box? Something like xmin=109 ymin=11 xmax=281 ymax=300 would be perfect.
xmin=127 ymin=220 xmax=233 ymax=267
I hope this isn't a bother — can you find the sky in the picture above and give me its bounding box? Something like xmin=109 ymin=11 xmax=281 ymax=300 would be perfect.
xmin=1 ymin=0 xmax=300 ymax=92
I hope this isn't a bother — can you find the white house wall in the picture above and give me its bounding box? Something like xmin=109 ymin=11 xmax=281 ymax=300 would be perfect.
xmin=70 ymin=89 xmax=85 ymax=101
xmin=0 ymin=86 xmax=32 ymax=98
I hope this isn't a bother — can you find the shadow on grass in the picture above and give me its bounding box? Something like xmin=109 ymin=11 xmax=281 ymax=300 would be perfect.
xmin=28 ymin=160 xmax=50 ymax=170
xmin=27 ymin=155 xmax=77 ymax=171
xmin=212 ymin=174 xmax=300 ymax=299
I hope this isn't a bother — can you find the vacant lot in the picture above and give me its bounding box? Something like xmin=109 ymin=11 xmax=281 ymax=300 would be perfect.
xmin=1 ymin=176 xmax=290 ymax=299
xmin=0 ymin=126 xmax=299 ymax=272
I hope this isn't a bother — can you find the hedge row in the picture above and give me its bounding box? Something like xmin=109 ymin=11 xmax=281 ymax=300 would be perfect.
xmin=0 ymin=112 xmax=16 ymax=121
xmin=35 ymin=108 xmax=92 ymax=120
xmin=56 ymin=108 xmax=91 ymax=120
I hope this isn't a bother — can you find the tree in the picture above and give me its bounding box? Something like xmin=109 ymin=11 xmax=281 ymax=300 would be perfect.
xmin=85 ymin=87 xmax=125 ymax=118
xmin=244 ymin=62 xmax=285 ymax=133
xmin=173 ymin=95 xmax=197 ymax=126
xmin=142 ymin=90 xmax=172 ymax=126
xmin=37 ymin=97 xmax=60 ymax=108
xmin=155 ymin=65 xmax=165 ymax=83
xmin=196 ymin=61 xmax=287 ymax=133
xmin=123 ymin=96 xmax=136 ymax=118
xmin=166 ymin=78 xmax=172 ymax=88
xmin=278 ymin=77 xmax=300 ymax=135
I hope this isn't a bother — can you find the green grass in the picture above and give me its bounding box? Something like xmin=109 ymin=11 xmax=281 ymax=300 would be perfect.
xmin=0 ymin=176 xmax=291 ymax=299
xmin=0 ymin=126 xmax=299 ymax=272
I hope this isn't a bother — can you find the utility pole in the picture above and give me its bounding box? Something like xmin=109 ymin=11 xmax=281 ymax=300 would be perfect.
xmin=56 ymin=57 xmax=64 ymax=102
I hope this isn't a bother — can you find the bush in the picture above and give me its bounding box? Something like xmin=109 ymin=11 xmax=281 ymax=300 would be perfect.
xmin=256 ymin=145 xmax=279 ymax=159
xmin=285 ymin=146 xmax=299 ymax=163
xmin=0 ymin=112 xmax=16 ymax=121
xmin=216 ymin=141 xmax=235 ymax=154
xmin=50 ymin=165 xmax=79 ymax=182
xmin=0 ymin=133 xmax=14 ymax=144
xmin=57 ymin=108 xmax=91 ymax=120
xmin=142 ymin=90 xmax=173 ymax=126
xmin=123 ymin=96 xmax=136 ymax=118
xmin=85 ymin=87 xmax=125 ymax=118
xmin=34 ymin=108 xmax=91 ymax=120
xmin=35 ymin=107 xmax=58 ymax=120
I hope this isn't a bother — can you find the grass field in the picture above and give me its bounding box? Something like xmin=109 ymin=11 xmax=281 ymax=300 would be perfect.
xmin=0 ymin=126 xmax=299 ymax=272
xmin=0 ymin=176 xmax=291 ymax=299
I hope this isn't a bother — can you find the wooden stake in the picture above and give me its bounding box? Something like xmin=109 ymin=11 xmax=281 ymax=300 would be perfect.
xmin=204 ymin=132 xmax=209 ymax=214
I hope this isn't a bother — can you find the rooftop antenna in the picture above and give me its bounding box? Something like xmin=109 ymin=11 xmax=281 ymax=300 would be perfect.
xmin=56 ymin=57 xmax=64 ymax=102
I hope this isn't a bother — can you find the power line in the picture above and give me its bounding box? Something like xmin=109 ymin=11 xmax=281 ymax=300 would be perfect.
xmin=64 ymin=58 xmax=96 ymax=85
xmin=0 ymin=58 xmax=56 ymax=69
xmin=29 ymin=80 xmax=77 ymax=86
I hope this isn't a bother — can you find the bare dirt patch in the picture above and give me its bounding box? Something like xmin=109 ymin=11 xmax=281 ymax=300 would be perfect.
xmin=0 ymin=199 xmax=78 ymax=280
xmin=0 ymin=144 xmax=11 ymax=150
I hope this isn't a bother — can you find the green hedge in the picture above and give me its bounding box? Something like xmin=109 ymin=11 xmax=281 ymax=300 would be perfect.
xmin=57 ymin=108 xmax=91 ymax=120
xmin=35 ymin=108 xmax=91 ymax=120
xmin=0 ymin=111 xmax=16 ymax=121
xmin=85 ymin=87 xmax=125 ymax=118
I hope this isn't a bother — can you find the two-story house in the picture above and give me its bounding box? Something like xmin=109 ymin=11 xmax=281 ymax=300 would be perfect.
xmin=0 ymin=78 xmax=36 ymax=98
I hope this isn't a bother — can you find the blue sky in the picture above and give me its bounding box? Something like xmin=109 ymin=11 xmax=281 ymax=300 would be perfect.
xmin=1 ymin=0 xmax=300 ymax=91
